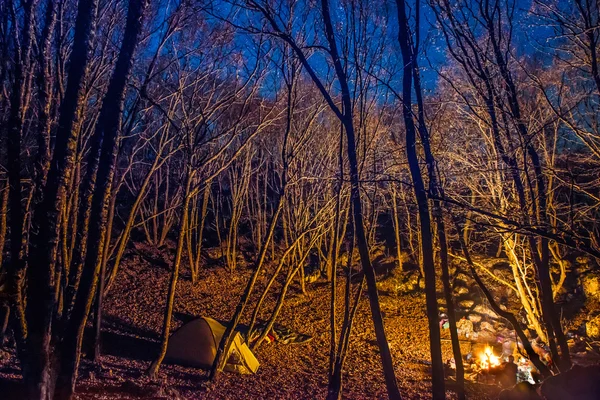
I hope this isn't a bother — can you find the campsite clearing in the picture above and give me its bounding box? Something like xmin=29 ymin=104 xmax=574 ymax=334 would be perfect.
xmin=0 ymin=243 xmax=499 ymax=399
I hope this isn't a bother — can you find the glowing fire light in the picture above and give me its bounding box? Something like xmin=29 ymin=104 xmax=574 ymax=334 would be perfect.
xmin=479 ymin=346 xmax=501 ymax=370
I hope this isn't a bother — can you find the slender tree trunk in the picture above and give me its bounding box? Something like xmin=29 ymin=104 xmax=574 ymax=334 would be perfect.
xmin=395 ymin=1 xmax=444 ymax=398
xmin=148 ymin=167 xmax=194 ymax=378
xmin=210 ymin=193 xmax=285 ymax=380
xmin=255 ymin=2 xmax=400 ymax=396
xmin=105 ymin=152 xmax=170 ymax=293
xmin=191 ymin=179 xmax=212 ymax=282
xmin=412 ymin=41 xmax=464 ymax=397
xmin=5 ymin=0 xmax=37 ymax=369
xmin=319 ymin=1 xmax=401 ymax=397
xmin=391 ymin=188 xmax=403 ymax=268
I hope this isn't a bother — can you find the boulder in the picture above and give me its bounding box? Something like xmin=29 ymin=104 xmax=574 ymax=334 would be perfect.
xmin=585 ymin=313 xmax=600 ymax=340
xmin=467 ymin=313 xmax=482 ymax=323
xmin=454 ymin=285 xmax=469 ymax=296
xmin=456 ymin=318 xmax=474 ymax=338
xmin=581 ymin=272 xmax=600 ymax=301
xmin=205 ymin=247 xmax=223 ymax=261
xmin=480 ymin=321 xmax=495 ymax=332
xmin=376 ymin=269 xmax=420 ymax=295
xmin=474 ymin=304 xmax=499 ymax=319
xmin=454 ymin=273 xmax=471 ymax=285
xmin=458 ymin=299 xmax=475 ymax=309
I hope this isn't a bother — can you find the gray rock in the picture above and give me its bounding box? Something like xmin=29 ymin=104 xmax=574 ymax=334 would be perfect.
xmin=456 ymin=318 xmax=474 ymax=338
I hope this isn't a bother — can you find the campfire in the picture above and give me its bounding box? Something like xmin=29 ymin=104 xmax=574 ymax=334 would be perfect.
xmin=478 ymin=346 xmax=501 ymax=370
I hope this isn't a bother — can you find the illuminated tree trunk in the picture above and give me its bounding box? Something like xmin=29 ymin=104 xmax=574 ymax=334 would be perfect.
xmin=252 ymin=1 xmax=401 ymax=396
xmin=452 ymin=217 xmax=551 ymax=378
xmin=395 ymin=1 xmax=445 ymax=398
xmin=411 ymin=35 xmax=464 ymax=398
xmin=210 ymin=181 xmax=285 ymax=380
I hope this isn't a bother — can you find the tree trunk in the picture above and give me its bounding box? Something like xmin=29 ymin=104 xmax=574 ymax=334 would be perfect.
xmin=24 ymin=0 xmax=99 ymax=396
xmin=0 ymin=183 xmax=9 ymax=270
xmin=395 ymin=0 xmax=444 ymax=397
xmin=411 ymin=38 xmax=464 ymax=398
xmin=55 ymin=0 xmax=147 ymax=395
xmin=210 ymin=194 xmax=284 ymax=380
xmin=148 ymin=167 xmax=194 ymax=378
xmin=318 ymin=1 xmax=401 ymax=397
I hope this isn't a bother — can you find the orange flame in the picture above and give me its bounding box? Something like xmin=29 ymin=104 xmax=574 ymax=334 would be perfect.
xmin=479 ymin=346 xmax=501 ymax=369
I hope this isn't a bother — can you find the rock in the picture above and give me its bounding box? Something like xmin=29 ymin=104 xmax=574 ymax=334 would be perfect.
xmin=376 ymin=269 xmax=420 ymax=295
xmin=474 ymin=304 xmax=499 ymax=319
xmin=581 ymin=272 xmax=600 ymax=301
xmin=585 ymin=313 xmax=600 ymax=340
xmin=205 ymin=247 xmax=223 ymax=260
xmin=477 ymin=329 xmax=497 ymax=342
xmin=458 ymin=299 xmax=475 ymax=308
xmin=454 ymin=273 xmax=471 ymax=284
xmin=467 ymin=313 xmax=482 ymax=323
xmin=456 ymin=318 xmax=474 ymax=338
xmin=454 ymin=286 xmax=470 ymax=295
xmin=480 ymin=321 xmax=494 ymax=332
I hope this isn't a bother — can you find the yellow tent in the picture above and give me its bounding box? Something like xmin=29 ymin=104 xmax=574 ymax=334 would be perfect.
xmin=164 ymin=317 xmax=259 ymax=374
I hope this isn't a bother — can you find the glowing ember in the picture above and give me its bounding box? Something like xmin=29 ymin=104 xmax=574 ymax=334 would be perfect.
xmin=479 ymin=346 xmax=501 ymax=369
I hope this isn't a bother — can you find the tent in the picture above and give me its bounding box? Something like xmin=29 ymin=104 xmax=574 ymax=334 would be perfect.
xmin=164 ymin=316 xmax=259 ymax=374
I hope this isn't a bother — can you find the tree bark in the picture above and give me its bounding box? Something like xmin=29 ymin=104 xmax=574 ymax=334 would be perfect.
xmin=54 ymin=0 xmax=147 ymax=395
xmin=24 ymin=0 xmax=99 ymax=396
xmin=148 ymin=167 xmax=194 ymax=378
xmin=395 ymin=0 xmax=445 ymax=398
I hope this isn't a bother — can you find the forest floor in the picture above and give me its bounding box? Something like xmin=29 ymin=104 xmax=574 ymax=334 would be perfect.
xmin=0 ymin=242 xmax=504 ymax=399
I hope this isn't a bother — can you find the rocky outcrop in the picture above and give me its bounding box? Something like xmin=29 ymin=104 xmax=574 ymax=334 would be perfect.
xmin=376 ymin=268 xmax=421 ymax=295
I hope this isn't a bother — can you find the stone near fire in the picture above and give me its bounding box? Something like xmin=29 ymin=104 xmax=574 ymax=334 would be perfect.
xmin=467 ymin=313 xmax=482 ymax=323
xmin=456 ymin=318 xmax=474 ymax=338
xmin=480 ymin=321 xmax=494 ymax=332
xmin=454 ymin=285 xmax=469 ymax=295
xmin=473 ymin=304 xmax=499 ymax=319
